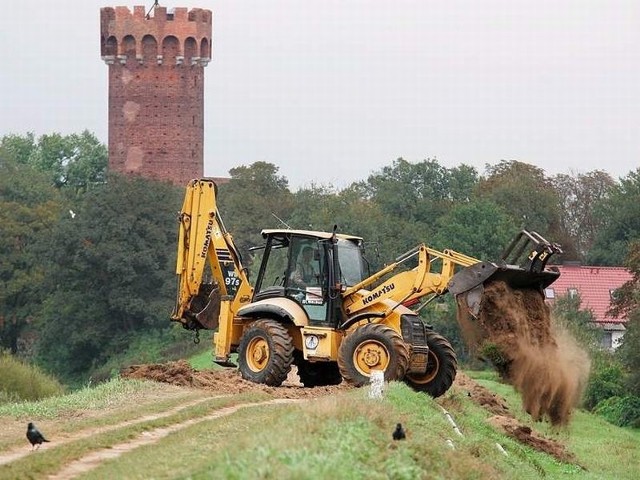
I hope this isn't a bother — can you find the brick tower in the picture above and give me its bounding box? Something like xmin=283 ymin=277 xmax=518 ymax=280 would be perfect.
xmin=100 ymin=5 xmax=212 ymax=184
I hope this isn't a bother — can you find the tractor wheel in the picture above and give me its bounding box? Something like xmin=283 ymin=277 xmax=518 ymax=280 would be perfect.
xmin=404 ymin=330 xmax=457 ymax=398
xmin=297 ymin=360 xmax=343 ymax=387
xmin=338 ymin=323 xmax=410 ymax=387
xmin=238 ymin=319 xmax=294 ymax=386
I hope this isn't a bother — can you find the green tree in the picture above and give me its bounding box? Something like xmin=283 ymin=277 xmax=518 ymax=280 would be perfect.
xmin=431 ymin=199 xmax=513 ymax=261
xmin=0 ymin=154 xmax=63 ymax=354
xmin=550 ymin=293 xmax=623 ymax=412
xmin=589 ymin=169 xmax=640 ymax=265
xmin=447 ymin=164 xmax=480 ymax=202
xmin=551 ymin=293 xmax=602 ymax=350
xmin=0 ymin=132 xmax=36 ymax=165
xmin=361 ymin=158 xmax=478 ymax=226
xmin=610 ymin=241 xmax=640 ymax=396
xmin=289 ymin=183 xmax=427 ymax=271
xmin=0 ymin=131 xmax=107 ymax=194
xmin=216 ymin=162 xmax=294 ymax=258
xmin=552 ymin=170 xmax=614 ymax=259
xmin=476 ymin=161 xmax=568 ymax=254
xmin=34 ymin=174 xmax=181 ymax=382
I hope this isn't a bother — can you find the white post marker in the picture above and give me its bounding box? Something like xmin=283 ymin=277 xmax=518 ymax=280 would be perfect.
xmin=440 ymin=406 xmax=464 ymax=437
xmin=495 ymin=443 xmax=508 ymax=456
xmin=369 ymin=370 xmax=385 ymax=399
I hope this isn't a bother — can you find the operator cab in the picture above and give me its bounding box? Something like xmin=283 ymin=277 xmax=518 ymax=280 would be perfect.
xmin=253 ymin=229 xmax=366 ymax=327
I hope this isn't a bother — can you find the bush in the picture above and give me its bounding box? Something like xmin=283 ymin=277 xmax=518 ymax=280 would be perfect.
xmin=595 ymin=396 xmax=640 ymax=428
xmin=583 ymin=362 xmax=626 ymax=410
xmin=0 ymin=351 xmax=65 ymax=404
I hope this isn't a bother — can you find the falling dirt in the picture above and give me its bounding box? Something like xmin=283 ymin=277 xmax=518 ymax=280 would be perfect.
xmin=456 ymin=281 xmax=591 ymax=426
xmin=453 ymin=372 xmax=577 ymax=464
xmin=121 ymin=360 xmax=352 ymax=399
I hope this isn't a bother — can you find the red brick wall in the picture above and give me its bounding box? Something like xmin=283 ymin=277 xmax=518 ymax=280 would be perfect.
xmin=100 ymin=5 xmax=212 ymax=185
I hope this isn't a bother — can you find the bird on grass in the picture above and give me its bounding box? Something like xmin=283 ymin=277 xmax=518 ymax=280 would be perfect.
xmin=26 ymin=422 xmax=50 ymax=450
xmin=392 ymin=423 xmax=406 ymax=441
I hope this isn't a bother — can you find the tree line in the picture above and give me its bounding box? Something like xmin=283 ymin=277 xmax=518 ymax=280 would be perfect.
xmin=1 ymin=131 xmax=639 ymax=422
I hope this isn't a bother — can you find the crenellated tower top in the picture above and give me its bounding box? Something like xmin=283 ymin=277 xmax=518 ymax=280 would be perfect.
xmin=100 ymin=4 xmax=213 ymax=185
xmin=100 ymin=5 xmax=212 ymax=66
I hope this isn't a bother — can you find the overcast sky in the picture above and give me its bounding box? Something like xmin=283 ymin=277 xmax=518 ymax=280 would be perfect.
xmin=1 ymin=1 xmax=638 ymax=189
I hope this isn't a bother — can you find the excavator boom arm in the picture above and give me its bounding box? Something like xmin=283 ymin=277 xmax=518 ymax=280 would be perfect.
xmin=171 ymin=179 xmax=252 ymax=330
xmin=343 ymin=245 xmax=480 ymax=316
xmin=342 ymin=230 xmax=561 ymax=318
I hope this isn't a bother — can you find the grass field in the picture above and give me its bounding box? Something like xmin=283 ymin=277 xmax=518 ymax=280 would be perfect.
xmin=1 ymin=371 xmax=638 ymax=479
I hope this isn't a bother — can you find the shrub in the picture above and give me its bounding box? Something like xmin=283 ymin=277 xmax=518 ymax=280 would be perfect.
xmin=0 ymin=351 xmax=64 ymax=404
xmin=595 ymin=395 xmax=640 ymax=428
xmin=583 ymin=362 xmax=626 ymax=410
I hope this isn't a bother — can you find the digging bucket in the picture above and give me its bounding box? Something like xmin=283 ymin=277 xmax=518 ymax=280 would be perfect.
xmin=447 ymin=229 xmax=562 ymax=316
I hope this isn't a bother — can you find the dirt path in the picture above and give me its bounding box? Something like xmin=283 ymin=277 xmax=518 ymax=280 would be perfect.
xmin=47 ymin=398 xmax=302 ymax=480
xmin=0 ymin=396 xmax=216 ymax=467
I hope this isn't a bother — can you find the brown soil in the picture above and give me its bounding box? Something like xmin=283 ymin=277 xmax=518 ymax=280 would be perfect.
xmin=453 ymin=372 xmax=577 ymax=464
xmin=121 ymin=360 xmax=352 ymax=399
xmin=453 ymin=371 xmax=511 ymax=416
xmin=487 ymin=415 xmax=576 ymax=463
xmin=457 ymin=281 xmax=591 ymax=426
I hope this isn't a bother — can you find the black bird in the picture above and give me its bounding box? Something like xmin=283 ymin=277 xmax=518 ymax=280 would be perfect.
xmin=26 ymin=422 xmax=49 ymax=450
xmin=392 ymin=423 xmax=406 ymax=441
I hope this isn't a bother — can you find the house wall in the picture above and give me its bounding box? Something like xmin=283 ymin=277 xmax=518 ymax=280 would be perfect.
xmin=612 ymin=331 xmax=625 ymax=350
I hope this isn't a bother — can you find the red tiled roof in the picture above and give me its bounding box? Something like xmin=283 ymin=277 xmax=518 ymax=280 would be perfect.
xmin=546 ymin=265 xmax=633 ymax=324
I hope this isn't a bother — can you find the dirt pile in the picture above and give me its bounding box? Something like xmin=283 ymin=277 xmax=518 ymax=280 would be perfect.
xmin=487 ymin=415 xmax=576 ymax=463
xmin=121 ymin=360 xmax=351 ymax=399
xmin=454 ymin=371 xmax=510 ymax=416
xmin=453 ymin=372 xmax=576 ymax=464
xmin=457 ymin=281 xmax=590 ymax=425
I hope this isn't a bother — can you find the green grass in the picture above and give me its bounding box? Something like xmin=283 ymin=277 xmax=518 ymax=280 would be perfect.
xmin=85 ymin=385 xmax=506 ymax=480
xmin=467 ymin=370 xmax=640 ymax=479
xmin=0 ymin=377 xmax=210 ymax=452
xmin=1 ymin=371 xmax=638 ymax=479
xmin=84 ymin=378 xmax=640 ymax=480
xmin=187 ymin=348 xmax=238 ymax=370
xmin=2 ymin=392 xmax=270 ymax=480
xmin=0 ymin=377 xmax=168 ymax=419
xmin=77 ymin=383 xmax=586 ymax=480
xmin=0 ymin=351 xmax=64 ymax=404
xmin=187 ymin=348 xmax=216 ymax=370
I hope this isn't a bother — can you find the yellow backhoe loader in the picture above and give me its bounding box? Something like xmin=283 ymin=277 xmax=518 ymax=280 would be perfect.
xmin=171 ymin=179 xmax=562 ymax=397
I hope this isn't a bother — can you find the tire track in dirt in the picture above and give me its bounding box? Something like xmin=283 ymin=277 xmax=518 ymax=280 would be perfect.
xmin=0 ymin=396 xmax=216 ymax=467
xmin=47 ymin=398 xmax=302 ymax=480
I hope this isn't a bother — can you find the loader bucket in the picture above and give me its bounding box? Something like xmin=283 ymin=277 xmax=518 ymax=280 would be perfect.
xmin=447 ymin=229 xmax=562 ymax=316
xmin=448 ymin=262 xmax=559 ymax=316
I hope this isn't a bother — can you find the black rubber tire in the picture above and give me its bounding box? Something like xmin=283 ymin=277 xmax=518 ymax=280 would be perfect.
xmin=238 ymin=319 xmax=294 ymax=386
xmin=337 ymin=323 xmax=410 ymax=387
xmin=297 ymin=360 xmax=343 ymax=387
xmin=404 ymin=330 xmax=457 ymax=398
